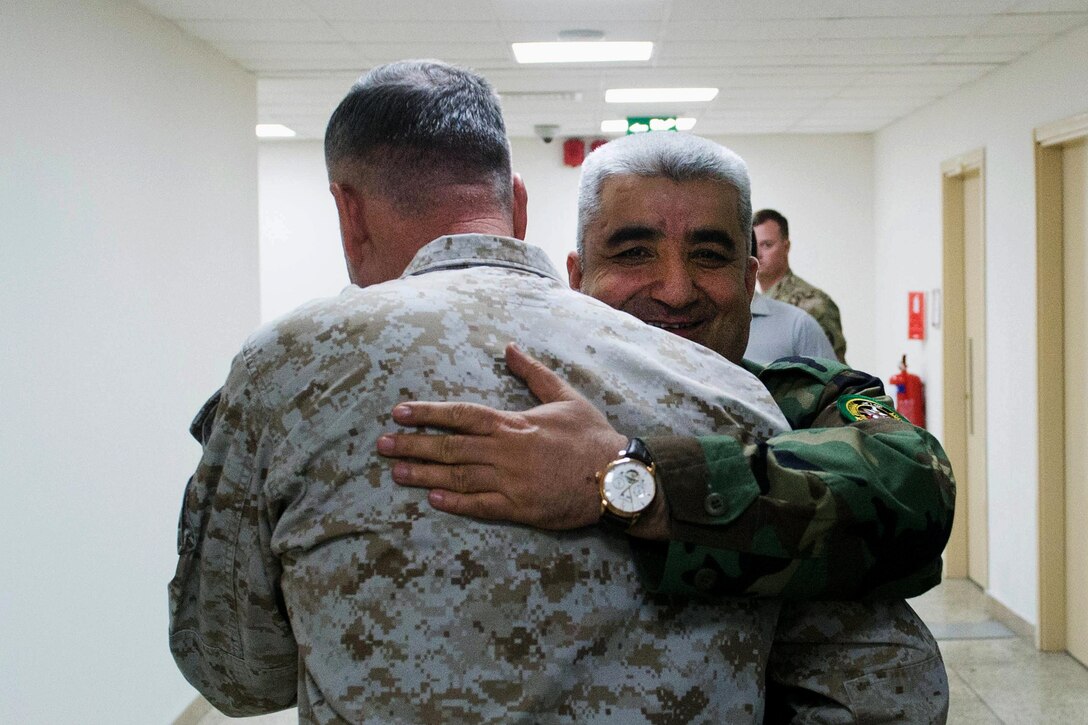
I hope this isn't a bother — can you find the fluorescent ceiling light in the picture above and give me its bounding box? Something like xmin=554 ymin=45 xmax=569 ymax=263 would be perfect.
xmin=256 ymin=124 xmax=296 ymax=138
xmin=513 ymin=41 xmax=653 ymax=64
xmin=605 ymin=88 xmax=718 ymax=103
xmin=600 ymin=117 xmax=698 ymax=133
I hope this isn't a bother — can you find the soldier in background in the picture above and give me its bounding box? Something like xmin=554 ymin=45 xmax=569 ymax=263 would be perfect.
xmin=169 ymin=60 xmax=798 ymax=722
xmin=383 ymin=132 xmax=953 ymax=723
xmin=747 ymin=233 xmax=837 ymax=363
xmin=754 ymin=208 xmax=848 ymax=362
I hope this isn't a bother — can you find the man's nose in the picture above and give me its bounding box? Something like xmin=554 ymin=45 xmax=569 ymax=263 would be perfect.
xmin=649 ymin=256 xmax=700 ymax=308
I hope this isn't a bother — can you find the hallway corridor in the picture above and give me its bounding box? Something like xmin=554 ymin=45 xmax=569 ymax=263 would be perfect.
xmin=911 ymin=579 xmax=1088 ymax=723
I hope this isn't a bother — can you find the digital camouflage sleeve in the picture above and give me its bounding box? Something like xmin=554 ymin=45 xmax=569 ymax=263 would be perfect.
xmin=168 ymin=361 xmax=298 ymax=716
xmin=633 ymin=356 xmax=956 ymax=600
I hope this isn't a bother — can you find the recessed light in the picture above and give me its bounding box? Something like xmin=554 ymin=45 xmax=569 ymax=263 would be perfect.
xmin=512 ymin=41 xmax=653 ymax=64
xmin=256 ymin=124 xmax=296 ymax=138
xmin=605 ymin=88 xmax=718 ymax=103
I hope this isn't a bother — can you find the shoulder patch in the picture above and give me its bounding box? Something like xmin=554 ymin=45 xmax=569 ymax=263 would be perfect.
xmin=836 ymin=395 xmax=906 ymax=423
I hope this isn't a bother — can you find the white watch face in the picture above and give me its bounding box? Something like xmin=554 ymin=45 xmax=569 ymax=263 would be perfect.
xmin=602 ymin=459 xmax=655 ymax=514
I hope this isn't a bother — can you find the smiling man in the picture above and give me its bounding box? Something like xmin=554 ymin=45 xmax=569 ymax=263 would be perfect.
xmin=382 ymin=132 xmax=953 ymax=722
xmin=568 ymin=173 xmax=754 ymax=362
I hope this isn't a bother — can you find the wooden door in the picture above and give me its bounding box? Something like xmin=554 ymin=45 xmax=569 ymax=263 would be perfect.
xmin=1062 ymin=138 xmax=1088 ymax=665
xmin=941 ymin=151 xmax=988 ymax=587
xmin=962 ymin=171 xmax=989 ymax=588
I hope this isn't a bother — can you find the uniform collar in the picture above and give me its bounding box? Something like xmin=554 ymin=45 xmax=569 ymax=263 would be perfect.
xmin=402 ymin=234 xmax=563 ymax=283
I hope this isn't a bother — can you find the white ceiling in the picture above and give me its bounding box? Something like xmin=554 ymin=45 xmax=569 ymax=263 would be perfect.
xmin=134 ymin=0 xmax=1088 ymax=139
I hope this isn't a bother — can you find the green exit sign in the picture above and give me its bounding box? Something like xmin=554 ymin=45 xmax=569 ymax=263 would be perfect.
xmin=626 ymin=116 xmax=679 ymax=134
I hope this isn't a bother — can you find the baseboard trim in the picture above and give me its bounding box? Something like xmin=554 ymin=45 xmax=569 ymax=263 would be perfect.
xmin=985 ymin=592 xmax=1035 ymax=641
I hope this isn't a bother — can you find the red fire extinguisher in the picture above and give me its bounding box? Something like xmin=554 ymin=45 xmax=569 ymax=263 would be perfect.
xmin=889 ymin=354 xmax=926 ymax=428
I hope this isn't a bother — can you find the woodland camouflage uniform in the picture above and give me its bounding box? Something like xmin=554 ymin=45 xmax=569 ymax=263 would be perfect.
xmin=638 ymin=355 xmax=955 ymax=722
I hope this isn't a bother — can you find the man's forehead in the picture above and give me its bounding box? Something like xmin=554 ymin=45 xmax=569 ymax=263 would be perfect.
xmin=605 ymin=174 xmax=733 ymax=211
xmin=754 ymin=219 xmax=785 ymax=238
xmin=591 ymin=174 xmax=742 ymax=238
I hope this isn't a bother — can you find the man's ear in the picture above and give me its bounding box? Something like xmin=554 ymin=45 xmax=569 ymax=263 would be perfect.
xmin=330 ymin=182 xmax=368 ymax=281
xmin=566 ymin=251 xmax=583 ymax=291
xmin=512 ymin=172 xmax=528 ymax=241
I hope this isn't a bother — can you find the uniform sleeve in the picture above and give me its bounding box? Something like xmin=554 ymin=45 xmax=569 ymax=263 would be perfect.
xmin=168 ymin=353 xmax=298 ymax=716
xmin=631 ymin=358 xmax=955 ymax=601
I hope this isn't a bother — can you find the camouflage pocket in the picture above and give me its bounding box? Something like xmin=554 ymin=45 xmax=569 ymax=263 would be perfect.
xmin=844 ymin=653 xmax=949 ymax=724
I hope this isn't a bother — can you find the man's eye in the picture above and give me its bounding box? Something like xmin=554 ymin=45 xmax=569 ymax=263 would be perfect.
xmin=612 ymin=247 xmax=653 ymax=263
xmin=692 ymin=249 xmax=729 ymax=266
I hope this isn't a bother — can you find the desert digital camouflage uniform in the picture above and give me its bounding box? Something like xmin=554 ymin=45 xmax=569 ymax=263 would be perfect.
xmin=169 ymin=234 xmax=792 ymax=724
xmin=765 ymin=270 xmax=848 ymax=362
xmin=634 ymin=356 xmax=954 ymax=722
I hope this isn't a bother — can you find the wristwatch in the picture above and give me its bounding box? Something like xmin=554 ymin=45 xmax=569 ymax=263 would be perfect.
xmin=598 ymin=437 xmax=657 ymax=530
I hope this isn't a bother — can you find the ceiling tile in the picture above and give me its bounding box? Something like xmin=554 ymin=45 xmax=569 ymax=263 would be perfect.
xmin=341 ymin=41 xmax=513 ymax=65
xmin=978 ymin=11 xmax=1088 ymax=33
xmin=214 ymin=41 xmax=359 ymax=62
xmin=133 ymin=0 xmax=1088 ymax=139
xmin=177 ymin=19 xmax=340 ymax=43
xmin=498 ymin=20 xmax=661 ymax=42
xmin=328 ymin=21 xmax=503 ymax=44
xmin=1010 ymin=0 xmax=1088 ymax=11
xmin=943 ymin=33 xmax=1052 ymax=53
xmin=930 ymin=51 xmax=1021 ymax=63
xmin=490 ymin=0 xmax=668 ymax=23
xmin=672 ymin=0 xmax=1015 ymax=20
xmin=135 ymin=0 xmax=319 ymax=20
xmin=307 ymin=0 xmax=497 ymax=21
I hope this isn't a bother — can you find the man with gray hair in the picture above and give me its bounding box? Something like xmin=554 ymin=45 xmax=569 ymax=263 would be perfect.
xmin=170 ymin=60 xmax=797 ymax=722
xmin=383 ymin=131 xmax=954 ymax=722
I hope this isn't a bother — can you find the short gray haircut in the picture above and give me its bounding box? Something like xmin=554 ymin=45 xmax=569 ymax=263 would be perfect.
xmin=576 ymin=133 xmax=753 ymax=260
xmin=324 ymin=59 xmax=512 ymax=214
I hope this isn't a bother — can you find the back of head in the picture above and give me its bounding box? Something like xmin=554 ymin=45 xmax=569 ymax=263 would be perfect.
xmin=752 ymin=208 xmax=789 ymax=239
xmin=576 ymin=132 xmax=752 ymax=257
xmin=324 ymin=60 xmax=513 ymax=214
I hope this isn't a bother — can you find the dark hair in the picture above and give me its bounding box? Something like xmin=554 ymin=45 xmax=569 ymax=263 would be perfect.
xmin=752 ymin=208 xmax=788 ymax=239
xmin=324 ymin=60 xmax=512 ymax=213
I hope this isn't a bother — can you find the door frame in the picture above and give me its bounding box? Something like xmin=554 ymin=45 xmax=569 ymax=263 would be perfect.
xmin=941 ymin=148 xmax=985 ymax=580
xmin=1035 ymin=111 xmax=1088 ymax=651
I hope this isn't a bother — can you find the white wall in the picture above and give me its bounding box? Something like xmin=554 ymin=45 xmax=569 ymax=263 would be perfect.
xmin=0 ymin=2 xmax=259 ymax=722
xmin=259 ymin=141 xmax=345 ymax=322
xmin=261 ymin=135 xmax=876 ymax=369
xmin=723 ymin=135 xmax=875 ymax=370
xmin=873 ymin=23 xmax=1088 ymax=625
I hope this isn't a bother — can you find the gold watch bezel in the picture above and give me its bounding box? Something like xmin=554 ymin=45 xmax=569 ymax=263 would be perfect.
xmin=598 ymin=454 xmax=657 ymax=524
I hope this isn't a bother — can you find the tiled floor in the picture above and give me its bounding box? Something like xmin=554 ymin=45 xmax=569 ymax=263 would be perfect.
xmin=188 ymin=578 xmax=1088 ymax=724
xmin=911 ymin=579 xmax=1088 ymax=724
